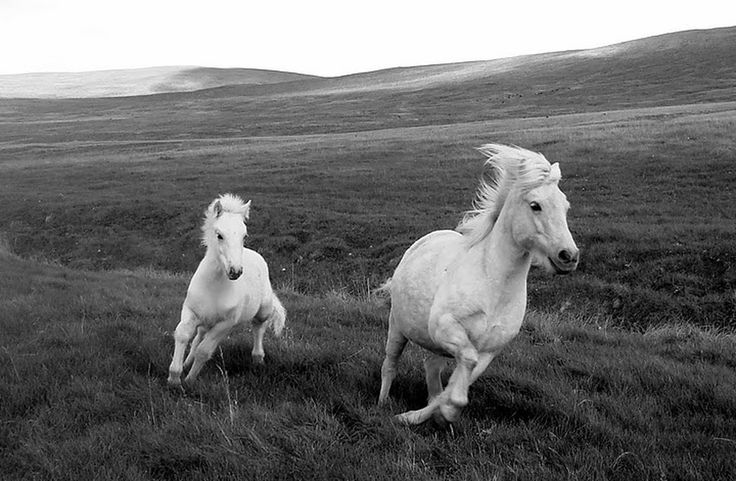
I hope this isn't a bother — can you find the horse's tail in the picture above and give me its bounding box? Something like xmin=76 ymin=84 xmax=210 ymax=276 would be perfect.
xmin=268 ymin=292 xmax=287 ymax=337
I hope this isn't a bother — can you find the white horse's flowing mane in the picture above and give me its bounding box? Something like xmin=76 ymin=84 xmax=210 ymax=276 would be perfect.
xmin=201 ymin=193 xmax=251 ymax=246
xmin=456 ymin=144 xmax=561 ymax=246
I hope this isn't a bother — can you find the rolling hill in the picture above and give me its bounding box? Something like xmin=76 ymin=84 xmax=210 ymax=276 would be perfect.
xmin=1 ymin=26 xmax=734 ymax=104
xmin=0 ymin=66 xmax=320 ymax=99
xmin=1 ymin=26 xmax=734 ymax=146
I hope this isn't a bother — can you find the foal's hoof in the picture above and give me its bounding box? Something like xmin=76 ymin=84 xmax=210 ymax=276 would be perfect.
xmin=251 ymin=353 xmax=265 ymax=366
xmin=167 ymin=377 xmax=187 ymax=394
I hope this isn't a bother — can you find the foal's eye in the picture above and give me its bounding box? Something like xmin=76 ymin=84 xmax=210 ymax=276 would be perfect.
xmin=216 ymin=233 xmax=223 ymax=240
xmin=530 ymin=201 xmax=542 ymax=212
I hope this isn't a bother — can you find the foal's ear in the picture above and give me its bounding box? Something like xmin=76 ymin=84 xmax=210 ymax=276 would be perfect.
xmin=213 ymin=200 xmax=223 ymax=218
xmin=242 ymin=200 xmax=251 ymax=220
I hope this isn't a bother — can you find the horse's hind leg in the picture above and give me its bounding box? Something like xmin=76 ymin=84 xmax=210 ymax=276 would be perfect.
xmin=378 ymin=311 xmax=408 ymax=406
xmin=424 ymin=354 xmax=448 ymax=402
xmin=168 ymin=305 xmax=198 ymax=387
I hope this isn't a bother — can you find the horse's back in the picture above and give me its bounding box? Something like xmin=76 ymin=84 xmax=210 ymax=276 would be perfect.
xmin=390 ymin=230 xmax=466 ymax=347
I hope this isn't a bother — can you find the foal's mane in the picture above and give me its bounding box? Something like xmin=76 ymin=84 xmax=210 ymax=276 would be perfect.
xmin=456 ymin=144 xmax=560 ymax=246
xmin=201 ymin=193 xmax=251 ymax=246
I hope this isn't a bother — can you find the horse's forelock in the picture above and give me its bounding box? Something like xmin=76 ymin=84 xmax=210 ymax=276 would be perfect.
xmin=457 ymin=144 xmax=562 ymax=245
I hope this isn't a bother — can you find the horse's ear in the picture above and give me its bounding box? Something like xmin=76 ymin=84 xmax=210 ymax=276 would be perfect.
xmin=213 ymin=200 xmax=223 ymax=218
xmin=549 ymin=163 xmax=562 ymax=182
xmin=242 ymin=200 xmax=251 ymax=220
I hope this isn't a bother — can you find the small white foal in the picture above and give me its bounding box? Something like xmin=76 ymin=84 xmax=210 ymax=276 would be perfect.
xmin=168 ymin=194 xmax=286 ymax=386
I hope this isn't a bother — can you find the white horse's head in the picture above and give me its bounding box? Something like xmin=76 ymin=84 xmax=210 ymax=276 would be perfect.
xmin=202 ymin=194 xmax=251 ymax=280
xmin=458 ymin=144 xmax=579 ymax=274
xmin=511 ymin=161 xmax=579 ymax=274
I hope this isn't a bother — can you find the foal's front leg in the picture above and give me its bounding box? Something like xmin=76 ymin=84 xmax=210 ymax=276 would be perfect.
xmin=183 ymin=326 xmax=206 ymax=370
xmin=184 ymin=319 xmax=237 ymax=384
xmin=168 ymin=305 xmax=198 ymax=387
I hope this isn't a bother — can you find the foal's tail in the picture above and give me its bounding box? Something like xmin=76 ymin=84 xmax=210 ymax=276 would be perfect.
xmin=268 ymin=293 xmax=287 ymax=337
xmin=372 ymin=278 xmax=392 ymax=300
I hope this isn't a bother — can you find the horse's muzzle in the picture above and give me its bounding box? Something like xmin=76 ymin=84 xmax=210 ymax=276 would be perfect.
xmin=549 ymin=249 xmax=579 ymax=275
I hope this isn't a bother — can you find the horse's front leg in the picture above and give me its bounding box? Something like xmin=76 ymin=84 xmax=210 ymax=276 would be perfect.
xmin=168 ymin=305 xmax=198 ymax=387
xmin=431 ymin=313 xmax=479 ymax=423
xmin=468 ymin=352 xmax=494 ymax=384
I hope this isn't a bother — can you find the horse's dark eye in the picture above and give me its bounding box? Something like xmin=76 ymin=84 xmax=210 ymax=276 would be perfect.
xmin=216 ymin=233 xmax=223 ymax=240
xmin=530 ymin=202 xmax=542 ymax=212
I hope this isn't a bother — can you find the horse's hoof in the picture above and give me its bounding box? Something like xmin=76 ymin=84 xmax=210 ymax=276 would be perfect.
xmin=394 ymin=413 xmax=412 ymax=425
xmin=432 ymin=410 xmax=448 ymax=427
xmin=251 ymin=354 xmax=265 ymax=365
xmin=395 ymin=410 xmax=421 ymax=425
xmin=449 ymin=391 xmax=469 ymax=409
xmin=439 ymin=403 xmax=462 ymax=423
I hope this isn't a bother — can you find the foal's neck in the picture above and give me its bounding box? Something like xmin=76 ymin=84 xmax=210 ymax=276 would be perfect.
xmin=201 ymin=245 xmax=227 ymax=281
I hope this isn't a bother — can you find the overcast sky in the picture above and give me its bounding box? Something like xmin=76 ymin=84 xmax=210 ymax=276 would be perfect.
xmin=2 ymin=0 xmax=735 ymax=77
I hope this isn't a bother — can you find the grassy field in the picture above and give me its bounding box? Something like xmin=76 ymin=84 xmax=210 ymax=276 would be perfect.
xmin=1 ymin=249 xmax=734 ymax=480
xmin=1 ymin=27 xmax=736 ymax=480
xmin=1 ymin=101 xmax=735 ymax=327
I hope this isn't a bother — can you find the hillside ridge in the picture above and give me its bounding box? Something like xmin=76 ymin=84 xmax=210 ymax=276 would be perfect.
xmin=1 ymin=26 xmax=734 ymax=99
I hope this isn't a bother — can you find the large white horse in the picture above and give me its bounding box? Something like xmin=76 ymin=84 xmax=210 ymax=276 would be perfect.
xmin=377 ymin=144 xmax=579 ymax=424
xmin=168 ymin=194 xmax=286 ymax=386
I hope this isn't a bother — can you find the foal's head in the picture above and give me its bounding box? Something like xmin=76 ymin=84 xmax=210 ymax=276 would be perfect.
xmin=203 ymin=194 xmax=251 ymax=280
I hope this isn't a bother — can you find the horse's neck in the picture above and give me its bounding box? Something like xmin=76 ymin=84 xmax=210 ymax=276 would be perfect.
xmin=473 ymin=207 xmax=532 ymax=295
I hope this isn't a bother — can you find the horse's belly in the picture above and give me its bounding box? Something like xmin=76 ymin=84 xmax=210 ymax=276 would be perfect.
xmin=390 ymin=230 xmax=463 ymax=354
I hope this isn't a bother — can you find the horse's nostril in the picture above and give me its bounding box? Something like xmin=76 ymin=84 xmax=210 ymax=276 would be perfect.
xmin=558 ymin=250 xmax=572 ymax=263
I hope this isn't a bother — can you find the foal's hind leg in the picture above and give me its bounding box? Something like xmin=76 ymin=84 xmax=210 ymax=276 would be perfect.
xmin=378 ymin=312 xmax=408 ymax=406
xmin=168 ymin=306 xmax=198 ymax=387
xmin=250 ymin=318 xmax=268 ymax=365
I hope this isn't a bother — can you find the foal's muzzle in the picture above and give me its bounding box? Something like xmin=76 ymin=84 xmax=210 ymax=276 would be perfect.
xmin=227 ymin=267 xmax=243 ymax=280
